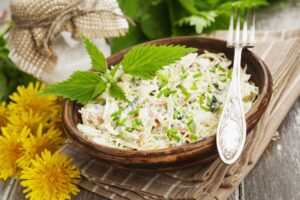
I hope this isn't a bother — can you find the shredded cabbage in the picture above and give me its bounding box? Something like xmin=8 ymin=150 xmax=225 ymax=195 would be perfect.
xmin=77 ymin=51 xmax=259 ymax=150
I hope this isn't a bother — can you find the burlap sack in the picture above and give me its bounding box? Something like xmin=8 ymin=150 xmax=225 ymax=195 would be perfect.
xmin=8 ymin=0 xmax=129 ymax=78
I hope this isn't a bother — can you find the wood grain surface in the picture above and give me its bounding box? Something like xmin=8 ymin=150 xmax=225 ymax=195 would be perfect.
xmin=243 ymin=98 xmax=300 ymax=200
xmin=3 ymin=97 xmax=300 ymax=200
xmin=1 ymin=0 xmax=300 ymax=199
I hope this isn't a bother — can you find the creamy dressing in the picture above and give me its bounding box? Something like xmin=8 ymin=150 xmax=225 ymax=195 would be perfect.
xmin=77 ymin=52 xmax=259 ymax=150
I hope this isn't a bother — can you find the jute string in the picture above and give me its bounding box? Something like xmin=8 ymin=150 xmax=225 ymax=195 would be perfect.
xmin=11 ymin=0 xmax=133 ymax=56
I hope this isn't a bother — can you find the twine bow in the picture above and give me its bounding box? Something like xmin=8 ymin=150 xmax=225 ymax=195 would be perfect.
xmin=8 ymin=0 xmax=129 ymax=78
xmin=11 ymin=0 xmax=133 ymax=56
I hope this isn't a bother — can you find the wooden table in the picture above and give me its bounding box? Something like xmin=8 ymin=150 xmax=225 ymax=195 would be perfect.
xmin=1 ymin=1 xmax=300 ymax=199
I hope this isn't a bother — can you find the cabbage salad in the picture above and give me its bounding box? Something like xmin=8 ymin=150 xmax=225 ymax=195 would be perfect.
xmin=77 ymin=52 xmax=259 ymax=150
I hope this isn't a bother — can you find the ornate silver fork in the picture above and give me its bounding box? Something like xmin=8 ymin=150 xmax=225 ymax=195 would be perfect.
xmin=216 ymin=4 xmax=255 ymax=164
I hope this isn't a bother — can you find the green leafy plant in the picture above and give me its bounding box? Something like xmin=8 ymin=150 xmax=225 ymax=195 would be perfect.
xmin=112 ymin=0 xmax=269 ymax=52
xmin=0 ymin=22 xmax=35 ymax=102
xmin=40 ymin=35 xmax=197 ymax=104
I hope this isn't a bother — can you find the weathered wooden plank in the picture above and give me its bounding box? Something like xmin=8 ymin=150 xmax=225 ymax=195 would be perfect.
xmin=0 ymin=179 xmax=17 ymax=200
xmin=72 ymin=190 xmax=107 ymax=200
xmin=228 ymin=188 xmax=240 ymax=200
xmin=7 ymin=181 xmax=107 ymax=200
xmin=243 ymin=98 xmax=300 ymax=200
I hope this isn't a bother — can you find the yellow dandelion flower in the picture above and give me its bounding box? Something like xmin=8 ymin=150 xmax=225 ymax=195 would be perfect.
xmin=6 ymin=110 xmax=47 ymax=133
xmin=0 ymin=102 xmax=8 ymax=128
xmin=49 ymin=103 xmax=63 ymax=131
xmin=20 ymin=150 xmax=80 ymax=200
xmin=8 ymin=82 xmax=58 ymax=119
xmin=0 ymin=127 xmax=30 ymax=180
xmin=18 ymin=124 xmax=65 ymax=169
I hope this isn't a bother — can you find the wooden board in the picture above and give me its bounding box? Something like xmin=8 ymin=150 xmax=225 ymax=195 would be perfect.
xmin=243 ymin=98 xmax=300 ymax=200
xmin=5 ymin=98 xmax=299 ymax=200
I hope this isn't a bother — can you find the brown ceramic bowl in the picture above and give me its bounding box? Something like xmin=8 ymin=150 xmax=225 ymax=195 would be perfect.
xmin=63 ymin=36 xmax=272 ymax=171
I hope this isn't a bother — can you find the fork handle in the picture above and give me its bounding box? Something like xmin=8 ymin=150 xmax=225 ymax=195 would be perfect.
xmin=216 ymin=46 xmax=246 ymax=164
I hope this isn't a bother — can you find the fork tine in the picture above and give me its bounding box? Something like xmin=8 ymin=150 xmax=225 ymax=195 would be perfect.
xmin=227 ymin=5 xmax=234 ymax=46
xmin=235 ymin=4 xmax=241 ymax=45
xmin=249 ymin=5 xmax=255 ymax=45
xmin=242 ymin=5 xmax=248 ymax=44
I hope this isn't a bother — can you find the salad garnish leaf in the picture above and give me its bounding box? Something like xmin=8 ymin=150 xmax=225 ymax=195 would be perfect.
xmin=39 ymin=71 xmax=106 ymax=104
xmin=41 ymin=36 xmax=197 ymax=104
xmin=81 ymin=34 xmax=107 ymax=73
xmin=121 ymin=44 xmax=197 ymax=79
xmin=109 ymin=82 xmax=128 ymax=102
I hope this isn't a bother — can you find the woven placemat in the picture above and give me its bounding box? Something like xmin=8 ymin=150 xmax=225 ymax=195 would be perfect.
xmin=61 ymin=28 xmax=300 ymax=200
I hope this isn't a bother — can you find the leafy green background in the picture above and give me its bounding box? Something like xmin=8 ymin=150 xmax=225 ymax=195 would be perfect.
xmin=0 ymin=0 xmax=292 ymax=102
xmin=0 ymin=24 xmax=35 ymax=102
xmin=112 ymin=0 xmax=270 ymax=53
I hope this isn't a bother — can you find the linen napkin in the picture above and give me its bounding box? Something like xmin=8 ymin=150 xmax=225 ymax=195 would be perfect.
xmin=62 ymin=28 xmax=300 ymax=200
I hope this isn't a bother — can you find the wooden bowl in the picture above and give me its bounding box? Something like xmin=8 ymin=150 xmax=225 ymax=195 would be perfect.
xmin=63 ymin=37 xmax=273 ymax=171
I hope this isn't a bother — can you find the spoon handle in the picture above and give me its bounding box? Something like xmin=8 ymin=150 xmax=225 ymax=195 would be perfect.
xmin=216 ymin=47 xmax=246 ymax=164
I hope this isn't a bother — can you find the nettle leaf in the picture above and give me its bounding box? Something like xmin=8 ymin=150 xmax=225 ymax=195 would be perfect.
xmin=40 ymin=71 xmax=106 ymax=104
xmin=109 ymin=82 xmax=128 ymax=102
xmin=140 ymin=1 xmax=171 ymax=39
xmin=121 ymin=44 xmax=197 ymax=79
xmin=81 ymin=35 xmax=107 ymax=73
xmin=117 ymin=0 xmax=142 ymax=20
xmin=0 ymin=73 xmax=7 ymax=101
xmin=111 ymin=25 xmax=147 ymax=53
xmin=176 ymin=12 xmax=216 ymax=34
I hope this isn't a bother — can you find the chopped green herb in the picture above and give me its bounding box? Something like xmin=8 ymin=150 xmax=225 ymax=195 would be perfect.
xmin=129 ymin=106 xmax=140 ymax=116
xmin=111 ymin=109 xmax=128 ymax=126
xmin=173 ymin=109 xmax=178 ymax=119
xmin=207 ymin=85 xmax=212 ymax=93
xmin=180 ymin=73 xmax=188 ymax=79
xmin=181 ymin=66 xmax=186 ymax=74
xmin=209 ymin=95 xmax=220 ymax=112
xmin=157 ymin=88 xmax=177 ymax=98
xmin=159 ymin=80 xmax=168 ymax=89
xmin=209 ymin=66 xmax=216 ymax=73
xmin=118 ymin=117 xmax=128 ymax=126
xmin=173 ymin=108 xmax=184 ymax=120
xmin=213 ymin=82 xmax=219 ymax=89
xmin=219 ymin=74 xmax=227 ymax=82
xmin=165 ymin=129 xmax=181 ymax=142
xmin=165 ymin=128 xmax=178 ymax=134
xmin=217 ymin=65 xmax=225 ymax=72
xmin=111 ymin=108 xmax=124 ymax=121
xmin=132 ymin=118 xmax=142 ymax=127
xmin=187 ymin=119 xmax=194 ymax=133
xmin=125 ymin=127 xmax=134 ymax=132
xmin=179 ymin=86 xmax=191 ymax=100
xmin=190 ymin=82 xmax=198 ymax=90
xmin=227 ymin=70 xmax=232 ymax=79
xmin=199 ymin=92 xmax=210 ymax=112
xmin=190 ymin=133 xmax=199 ymax=141
xmin=157 ymin=71 xmax=169 ymax=89
xmin=193 ymin=72 xmax=202 ymax=78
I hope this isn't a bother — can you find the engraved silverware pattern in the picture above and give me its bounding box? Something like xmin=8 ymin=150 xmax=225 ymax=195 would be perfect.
xmin=217 ymin=3 xmax=256 ymax=164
